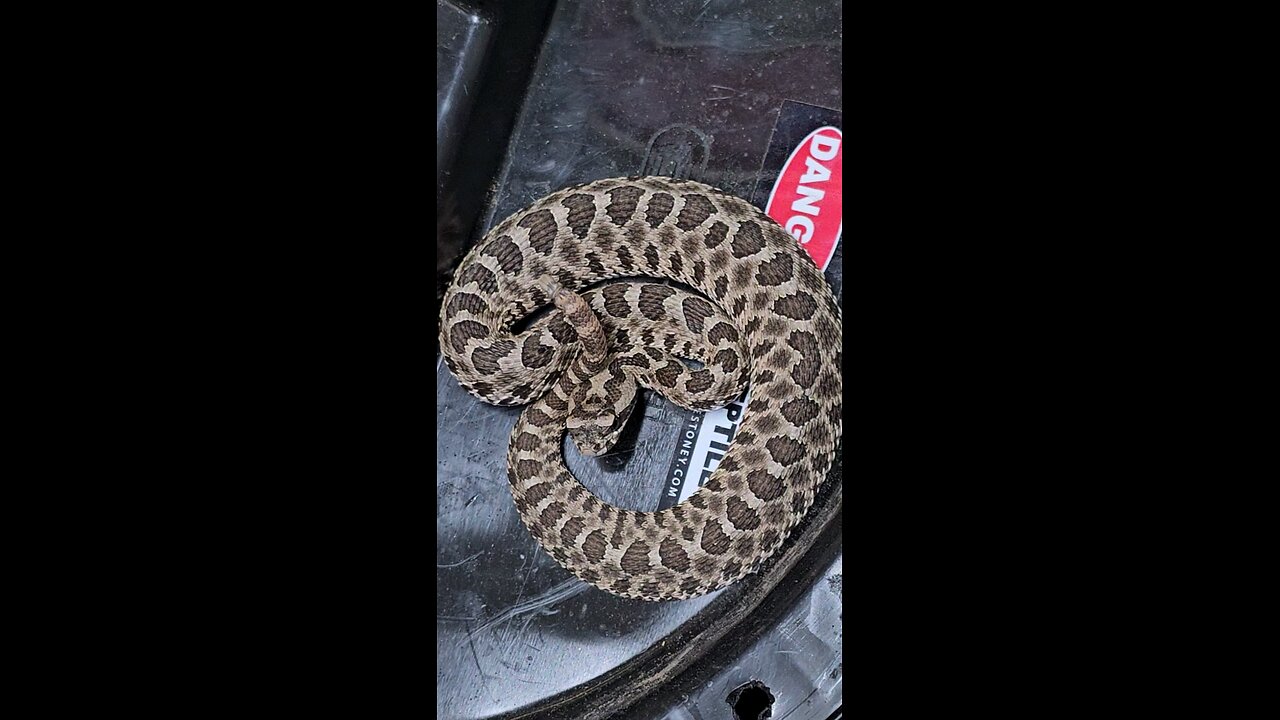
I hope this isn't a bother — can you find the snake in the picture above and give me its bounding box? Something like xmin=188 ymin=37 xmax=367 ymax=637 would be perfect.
xmin=439 ymin=176 xmax=841 ymax=601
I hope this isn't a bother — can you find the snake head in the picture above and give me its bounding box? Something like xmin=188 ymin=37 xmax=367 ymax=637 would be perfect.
xmin=565 ymin=380 xmax=638 ymax=457
xmin=566 ymin=393 xmax=618 ymax=457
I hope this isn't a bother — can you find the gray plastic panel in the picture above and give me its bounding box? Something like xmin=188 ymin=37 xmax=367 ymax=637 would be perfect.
xmin=436 ymin=1 xmax=493 ymax=184
xmin=437 ymin=2 xmax=842 ymax=718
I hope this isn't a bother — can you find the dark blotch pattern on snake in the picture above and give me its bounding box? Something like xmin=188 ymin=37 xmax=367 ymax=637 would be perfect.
xmin=439 ymin=176 xmax=841 ymax=601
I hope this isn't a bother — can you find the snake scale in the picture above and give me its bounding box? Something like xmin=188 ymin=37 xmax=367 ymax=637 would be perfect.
xmin=439 ymin=176 xmax=841 ymax=601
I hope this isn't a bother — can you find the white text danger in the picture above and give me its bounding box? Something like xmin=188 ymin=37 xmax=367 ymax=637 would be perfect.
xmin=784 ymin=134 xmax=840 ymax=245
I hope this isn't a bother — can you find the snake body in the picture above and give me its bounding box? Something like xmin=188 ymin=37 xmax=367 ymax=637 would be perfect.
xmin=439 ymin=176 xmax=841 ymax=601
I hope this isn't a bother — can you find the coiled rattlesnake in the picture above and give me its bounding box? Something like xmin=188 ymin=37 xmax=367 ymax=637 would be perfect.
xmin=439 ymin=176 xmax=841 ymax=601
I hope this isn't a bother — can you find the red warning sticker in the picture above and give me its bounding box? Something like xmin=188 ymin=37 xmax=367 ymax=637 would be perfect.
xmin=764 ymin=126 xmax=843 ymax=271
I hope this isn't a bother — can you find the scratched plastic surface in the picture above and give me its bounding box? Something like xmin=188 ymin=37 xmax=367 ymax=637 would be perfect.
xmin=436 ymin=0 xmax=492 ymax=186
xmin=436 ymin=1 xmax=842 ymax=718
xmin=633 ymin=553 xmax=843 ymax=720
